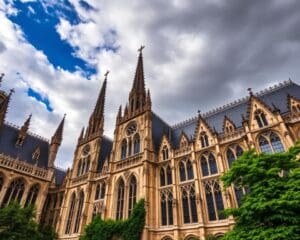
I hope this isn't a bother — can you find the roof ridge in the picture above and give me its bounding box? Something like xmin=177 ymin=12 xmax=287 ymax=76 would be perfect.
xmin=170 ymin=79 xmax=294 ymax=128
xmin=4 ymin=121 xmax=49 ymax=142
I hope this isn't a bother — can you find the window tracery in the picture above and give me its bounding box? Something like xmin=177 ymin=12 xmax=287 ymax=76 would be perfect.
xmin=259 ymin=131 xmax=284 ymax=153
xmin=179 ymin=159 xmax=194 ymax=182
xmin=180 ymin=184 xmax=198 ymax=224
xmin=200 ymin=152 xmax=218 ymax=177
xmin=2 ymin=178 xmax=25 ymax=207
xmin=128 ymin=176 xmax=137 ymax=216
xmin=254 ymin=109 xmax=268 ymax=128
xmin=116 ymin=179 xmax=125 ymax=220
xmin=226 ymin=144 xmax=244 ymax=167
xmin=200 ymin=131 xmax=209 ymax=148
xmin=25 ymin=184 xmax=39 ymax=206
xmin=160 ymin=189 xmax=173 ymax=226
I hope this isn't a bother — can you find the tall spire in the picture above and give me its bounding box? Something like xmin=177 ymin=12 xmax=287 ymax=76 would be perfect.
xmin=20 ymin=114 xmax=32 ymax=134
xmin=51 ymin=114 xmax=66 ymax=145
xmin=128 ymin=46 xmax=147 ymax=114
xmin=86 ymin=71 xmax=108 ymax=138
xmin=0 ymin=89 xmax=14 ymax=126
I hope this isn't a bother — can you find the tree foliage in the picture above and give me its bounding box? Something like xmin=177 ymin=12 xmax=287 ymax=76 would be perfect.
xmin=0 ymin=202 xmax=57 ymax=240
xmin=221 ymin=142 xmax=300 ymax=240
xmin=80 ymin=198 xmax=146 ymax=240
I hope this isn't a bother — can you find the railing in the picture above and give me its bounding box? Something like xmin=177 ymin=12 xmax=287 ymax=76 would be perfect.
xmin=115 ymin=153 xmax=143 ymax=170
xmin=0 ymin=153 xmax=49 ymax=180
xmin=71 ymin=173 xmax=88 ymax=184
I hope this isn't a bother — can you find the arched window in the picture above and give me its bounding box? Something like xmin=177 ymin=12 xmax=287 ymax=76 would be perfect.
xmin=74 ymin=191 xmax=84 ymax=233
xmin=226 ymin=145 xmax=244 ymax=168
xmin=0 ymin=174 xmax=4 ymax=192
xmin=179 ymin=161 xmax=186 ymax=182
xmin=254 ymin=109 xmax=268 ymax=128
xmin=160 ymin=168 xmax=166 ymax=186
xmin=204 ymin=181 xmax=225 ymax=221
xmin=200 ymin=131 xmax=209 ymax=148
xmin=162 ymin=146 xmax=169 ymax=160
xmin=208 ymin=154 xmax=218 ymax=174
xmin=181 ymin=186 xmax=198 ymax=224
xmin=133 ymin=134 xmax=140 ymax=154
xmin=25 ymin=184 xmax=39 ymax=206
xmin=116 ymin=179 xmax=125 ymax=220
xmin=166 ymin=165 xmax=172 ymax=185
xmin=234 ymin=186 xmax=245 ymax=207
xmin=77 ymin=159 xmax=82 ymax=176
xmin=121 ymin=139 xmax=127 ymax=159
xmin=100 ymin=182 xmax=106 ymax=199
xmin=85 ymin=157 xmax=90 ymax=173
xmin=2 ymin=178 xmax=25 ymax=206
xmin=186 ymin=160 xmax=194 ymax=180
xmin=160 ymin=191 xmax=173 ymax=226
xmin=65 ymin=193 xmax=76 ymax=234
xmin=201 ymin=156 xmax=209 ymax=176
xmin=128 ymin=138 xmax=132 ymax=156
xmin=259 ymin=132 xmax=284 ymax=153
xmin=200 ymin=153 xmax=218 ymax=177
xmin=95 ymin=184 xmax=100 ymax=200
xmin=128 ymin=176 xmax=137 ymax=216
xmin=81 ymin=159 xmax=86 ymax=175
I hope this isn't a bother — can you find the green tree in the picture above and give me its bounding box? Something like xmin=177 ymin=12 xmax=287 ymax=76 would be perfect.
xmin=0 ymin=202 xmax=57 ymax=240
xmin=221 ymin=142 xmax=300 ymax=240
xmin=81 ymin=199 xmax=146 ymax=240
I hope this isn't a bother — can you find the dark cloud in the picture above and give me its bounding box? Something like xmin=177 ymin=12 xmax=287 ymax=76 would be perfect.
xmin=140 ymin=0 xmax=300 ymax=124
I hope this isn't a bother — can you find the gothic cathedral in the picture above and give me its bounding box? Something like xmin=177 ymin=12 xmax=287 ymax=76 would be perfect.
xmin=0 ymin=50 xmax=300 ymax=240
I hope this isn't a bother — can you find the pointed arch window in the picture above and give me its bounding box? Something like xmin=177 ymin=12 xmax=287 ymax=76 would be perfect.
xmin=166 ymin=165 xmax=172 ymax=185
xmin=259 ymin=132 xmax=284 ymax=153
xmin=200 ymin=131 xmax=209 ymax=148
xmin=77 ymin=159 xmax=82 ymax=176
xmin=116 ymin=179 xmax=125 ymax=220
xmin=186 ymin=160 xmax=194 ymax=180
xmin=100 ymin=182 xmax=106 ymax=199
xmin=121 ymin=139 xmax=127 ymax=159
xmin=128 ymin=176 xmax=137 ymax=216
xmin=133 ymin=134 xmax=140 ymax=154
xmin=85 ymin=157 xmax=90 ymax=173
xmin=0 ymin=174 xmax=3 ymax=192
xmin=234 ymin=186 xmax=247 ymax=207
xmin=128 ymin=138 xmax=132 ymax=156
xmin=2 ymin=178 xmax=25 ymax=207
xmin=162 ymin=146 xmax=169 ymax=160
xmin=160 ymin=168 xmax=166 ymax=186
xmin=81 ymin=159 xmax=86 ymax=175
xmin=160 ymin=191 xmax=173 ymax=226
xmin=179 ymin=161 xmax=186 ymax=182
xmin=65 ymin=193 xmax=76 ymax=234
xmin=74 ymin=191 xmax=84 ymax=233
xmin=181 ymin=185 xmax=198 ymax=224
xmin=204 ymin=181 xmax=226 ymax=221
xmin=254 ymin=109 xmax=268 ymax=128
xmin=95 ymin=184 xmax=100 ymax=200
xmin=226 ymin=144 xmax=244 ymax=168
xmin=25 ymin=184 xmax=39 ymax=206
xmin=200 ymin=153 xmax=218 ymax=177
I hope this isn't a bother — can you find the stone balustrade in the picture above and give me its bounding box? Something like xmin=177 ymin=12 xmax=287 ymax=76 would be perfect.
xmin=0 ymin=153 xmax=49 ymax=180
xmin=115 ymin=153 xmax=143 ymax=170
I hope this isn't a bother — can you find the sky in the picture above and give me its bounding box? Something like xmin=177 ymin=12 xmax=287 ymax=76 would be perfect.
xmin=1 ymin=0 xmax=300 ymax=169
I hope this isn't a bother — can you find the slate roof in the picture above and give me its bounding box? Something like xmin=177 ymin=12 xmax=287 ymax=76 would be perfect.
xmin=97 ymin=136 xmax=113 ymax=172
xmin=0 ymin=123 xmax=50 ymax=168
xmin=152 ymin=80 xmax=300 ymax=150
xmin=54 ymin=167 xmax=66 ymax=185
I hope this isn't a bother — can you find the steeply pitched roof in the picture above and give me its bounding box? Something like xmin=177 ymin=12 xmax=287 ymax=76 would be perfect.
xmin=97 ymin=136 xmax=113 ymax=172
xmin=152 ymin=80 xmax=300 ymax=150
xmin=0 ymin=123 xmax=50 ymax=168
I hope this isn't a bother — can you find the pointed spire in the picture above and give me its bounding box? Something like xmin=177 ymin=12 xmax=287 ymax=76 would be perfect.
xmin=20 ymin=114 xmax=32 ymax=134
xmin=0 ymin=89 xmax=14 ymax=125
xmin=124 ymin=104 xmax=128 ymax=116
xmin=51 ymin=114 xmax=66 ymax=145
xmin=0 ymin=73 xmax=4 ymax=87
xmin=92 ymin=71 xmax=108 ymax=120
xmin=131 ymin=46 xmax=146 ymax=94
xmin=79 ymin=127 xmax=85 ymax=141
xmin=146 ymin=89 xmax=152 ymax=109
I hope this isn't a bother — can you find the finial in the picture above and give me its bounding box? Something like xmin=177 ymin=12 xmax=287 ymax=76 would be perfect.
xmin=247 ymin=87 xmax=253 ymax=96
xmin=197 ymin=109 xmax=201 ymax=118
xmin=138 ymin=45 xmax=145 ymax=53
xmin=0 ymin=73 xmax=4 ymax=86
xmin=104 ymin=70 xmax=110 ymax=79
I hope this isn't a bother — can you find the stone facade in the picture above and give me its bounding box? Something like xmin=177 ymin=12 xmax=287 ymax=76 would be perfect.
xmin=0 ymin=52 xmax=300 ymax=240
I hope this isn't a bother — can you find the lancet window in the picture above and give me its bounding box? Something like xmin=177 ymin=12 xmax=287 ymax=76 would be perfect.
xmin=259 ymin=131 xmax=285 ymax=153
xmin=200 ymin=152 xmax=218 ymax=177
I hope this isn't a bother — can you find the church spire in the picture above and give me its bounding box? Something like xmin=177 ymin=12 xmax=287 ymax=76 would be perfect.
xmin=16 ymin=114 xmax=32 ymax=146
xmin=51 ymin=114 xmax=66 ymax=145
xmin=128 ymin=46 xmax=147 ymax=114
xmin=0 ymin=89 xmax=14 ymax=127
xmin=86 ymin=71 xmax=108 ymax=138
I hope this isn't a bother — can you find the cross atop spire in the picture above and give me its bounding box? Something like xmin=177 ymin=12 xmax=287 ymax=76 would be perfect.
xmin=138 ymin=45 xmax=145 ymax=53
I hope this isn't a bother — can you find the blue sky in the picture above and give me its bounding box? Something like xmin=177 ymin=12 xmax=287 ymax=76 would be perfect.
xmin=1 ymin=0 xmax=300 ymax=168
